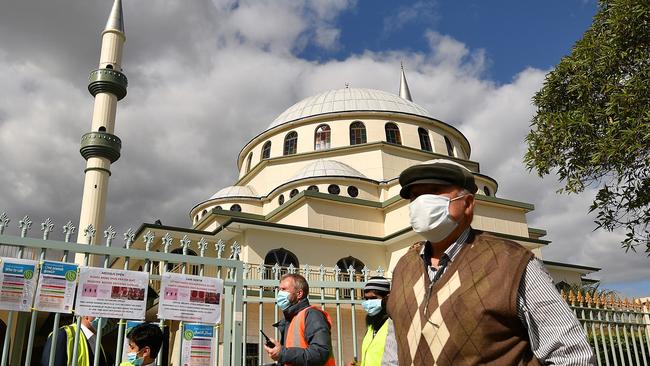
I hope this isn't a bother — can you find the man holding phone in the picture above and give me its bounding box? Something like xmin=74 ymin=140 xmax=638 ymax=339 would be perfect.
xmin=263 ymin=273 xmax=335 ymax=366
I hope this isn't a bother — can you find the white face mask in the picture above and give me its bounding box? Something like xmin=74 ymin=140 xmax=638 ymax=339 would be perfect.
xmin=409 ymin=194 xmax=466 ymax=243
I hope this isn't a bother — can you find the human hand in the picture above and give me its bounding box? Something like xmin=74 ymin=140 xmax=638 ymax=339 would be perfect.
xmin=263 ymin=338 xmax=281 ymax=361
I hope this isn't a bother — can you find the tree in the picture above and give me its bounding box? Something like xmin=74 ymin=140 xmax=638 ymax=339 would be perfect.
xmin=525 ymin=0 xmax=650 ymax=253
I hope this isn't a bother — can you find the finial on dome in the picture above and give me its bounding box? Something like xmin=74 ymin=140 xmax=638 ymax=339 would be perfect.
xmin=104 ymin=0 xmax=125 ymax=34
xmin=399 ymin=62 xmax=413 ymax=102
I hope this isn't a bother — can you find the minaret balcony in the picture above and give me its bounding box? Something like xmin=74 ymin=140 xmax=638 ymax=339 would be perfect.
xmin=88 ymin=69 xmax=128 ymax=100
xmin=80 ymin=132 xmax=122 ymax=163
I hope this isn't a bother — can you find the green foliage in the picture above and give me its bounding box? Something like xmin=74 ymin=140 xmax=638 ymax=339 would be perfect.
xmin=525 ymin=0 xmax=650 ymax=253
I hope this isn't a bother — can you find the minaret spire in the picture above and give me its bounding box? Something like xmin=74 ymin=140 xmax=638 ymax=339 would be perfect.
xmin=76 ymin=0 xmax=128 ymax=264
xmin=104 ymin=0 xmax=124 ymax=34
xmin=399 ymin=62 xmax=413 ymax=102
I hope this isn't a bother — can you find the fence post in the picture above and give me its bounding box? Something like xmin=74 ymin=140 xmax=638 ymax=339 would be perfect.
xmin=114 ymin=228 xmax=135 ymax=364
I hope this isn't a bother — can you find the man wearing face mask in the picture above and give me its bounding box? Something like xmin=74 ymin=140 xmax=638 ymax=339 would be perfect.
xmin=41 ymin=316 xmax=111 ymax=366
xmin=264 ymin=273 xmax=335 ymax=366
xmin=386 ymin=159 xmax=594 ymax=365
xmin=345 ymin=277 xmax=398 ymax=366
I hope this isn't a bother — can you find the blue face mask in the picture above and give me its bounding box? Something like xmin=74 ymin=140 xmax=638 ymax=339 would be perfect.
xmin=361 ymin=299 xmax=383 ymax=316
xmin=90 ymin=318 xmax=105 ymax=332
xmin=127 ymin=351 xmax=144 ymax=366
xmin=276 ymin=290 xmax=292 ymax=311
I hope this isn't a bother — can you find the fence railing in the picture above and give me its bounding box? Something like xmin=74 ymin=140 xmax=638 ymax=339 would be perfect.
xmin=563 ymin=290 xmax=650 ymax=366
xmin=1 ymin=213 xmax=648 ymax=366
xmin=0 ymin=214 xmax=244 ymax=366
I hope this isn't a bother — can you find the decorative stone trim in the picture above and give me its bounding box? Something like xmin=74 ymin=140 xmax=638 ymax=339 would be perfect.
xmin=88 ymin=69 xmax=128 ymax=100
xmin=80 ymin=132 xmax=121 ymax=163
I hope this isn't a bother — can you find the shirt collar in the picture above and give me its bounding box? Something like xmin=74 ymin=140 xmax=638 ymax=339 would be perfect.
xmin=80 ymin=323 xmax=95 ymax=340
xmin=420 ymin=227 xmax=471 ymax=267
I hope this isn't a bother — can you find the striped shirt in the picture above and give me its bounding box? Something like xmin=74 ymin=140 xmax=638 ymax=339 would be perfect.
xmin=418 ymin=227 xmax=595 ymax=365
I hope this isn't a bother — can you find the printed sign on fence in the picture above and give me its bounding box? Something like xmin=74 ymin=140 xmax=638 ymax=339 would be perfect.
xmin=181 ymin=323 xmax=216 ymax=366
xmin=121 ymin=320 xmax=144 ymax=362
xmin=75 ymin=267 xmax=149 ymax=319
xmin=0 ymin=257 xmax=39 ymax=312
xmin=34 ymin=261 xmax=78 ymax=313
xmin=158 ymin=272 xmax=223 ymax=323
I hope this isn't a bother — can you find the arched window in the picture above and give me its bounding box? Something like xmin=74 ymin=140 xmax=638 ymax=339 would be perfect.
xmin=483 ymin=186 xmax=491 ymax=196
xmin=349 ymin=121 xmax=367 ymax=145
xmin=201 ymin=209 xmax=207 ymax=217
xmin=246 ymin=152 xmax=253 ymax=173
xmin=418 ymin=128 xmax=432 ymax=152
xmin=283 ymin=132 xmax=298 ymax=155
xmin=230 ymin=204 xmax=242 ymax=212
xmin=264 ymin=248 xmax=299 ymax=279
xmin=444 ymin=136 xmax=455 ymax=157
xmin=215 ymin=206 xmax=222 ymax=210
xmin=314 ymin=124 xmax=331 ymax=151
xmin=278 ymin=194 xmax=285 ymax=205
xmin=290 ymin=189 xmax=299 ymax=198
xmin=167 ymin=248 xmax=199 ymax=275
xmin=262 ymin=141 xmax=272 ymax=159
xmin=385 ymin=123 xmax=402 ymax=145
xmin=307 ymin=185 xmax=319 ymax=192
xmin=347 ymin=186 xmax=359 ymax=198
xmin=337 ymin=256 xmax=366 ymax=298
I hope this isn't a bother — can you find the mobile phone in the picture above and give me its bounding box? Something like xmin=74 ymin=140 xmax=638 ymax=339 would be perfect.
xmin=260 ymin=329 xmax=275 ymax=348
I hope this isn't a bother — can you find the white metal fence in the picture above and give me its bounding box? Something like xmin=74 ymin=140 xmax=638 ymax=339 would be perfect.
xmin=0 ymin=213 xmax=648 ymax=366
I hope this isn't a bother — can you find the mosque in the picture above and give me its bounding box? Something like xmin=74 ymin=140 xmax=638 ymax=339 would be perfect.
xmin=0 ymin=1 xmax=600 ymax=364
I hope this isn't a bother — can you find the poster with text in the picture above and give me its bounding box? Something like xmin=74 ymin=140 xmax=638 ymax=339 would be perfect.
xmin=158 ymin=273 xmax=223 ymax=323
xmin=181 ymin=323 xmax=215 ymax=366
xmin=0 ymin=257 xmax=38 ymax=312
xmin=34 ymin=261 xmax=78 ymax=313
xmin=75 ymin=267 xmax=149 ymax=319
xmin=122 ymin=320 xmax=144 ymax=362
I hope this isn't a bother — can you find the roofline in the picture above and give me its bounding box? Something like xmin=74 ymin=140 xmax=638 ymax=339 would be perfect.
xmin=236 ymin=110 xmax=472 ymax=170
xmin=134 ymin=214 xmax=552 ymax=248
xmin=542 ymin=260 xmax=600 ymax=273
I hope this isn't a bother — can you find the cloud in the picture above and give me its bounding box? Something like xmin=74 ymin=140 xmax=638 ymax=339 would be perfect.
xmin=0 ymin=0 xmax=647 ymax=292
xmin=383 ymin=1 xmax=439 ymax=33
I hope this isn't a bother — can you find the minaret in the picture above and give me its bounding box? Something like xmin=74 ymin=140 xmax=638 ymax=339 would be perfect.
xmin=399 ymin=62 xmax=413 ymax=101
xmin=76 ymin=0 xmax=127 ymax=264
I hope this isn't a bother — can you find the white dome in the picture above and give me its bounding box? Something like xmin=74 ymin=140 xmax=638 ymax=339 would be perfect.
xmin=269 ymin=88 xmax=431 ymax=130
xmin=209 ymin=185 xmax=258 ymax=200
xmin=292 ymin=159 xmax=367 ymax=180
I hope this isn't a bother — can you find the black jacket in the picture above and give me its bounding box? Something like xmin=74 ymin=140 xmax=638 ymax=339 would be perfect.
xmin=273 ymin=298 xmax=333 ymax=366
xmin=40 ymin=326 xmax=111 ymax=366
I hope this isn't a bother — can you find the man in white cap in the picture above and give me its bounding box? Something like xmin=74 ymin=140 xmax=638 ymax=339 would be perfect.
xmin=387 ymin=159 xmax=594 ymax=365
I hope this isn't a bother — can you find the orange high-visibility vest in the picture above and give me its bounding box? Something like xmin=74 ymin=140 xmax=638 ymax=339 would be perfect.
xmin=285 ymin=305 xmax=336 ymax=366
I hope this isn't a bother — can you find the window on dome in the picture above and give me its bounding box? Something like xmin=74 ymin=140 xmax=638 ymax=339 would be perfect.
xmin=349 ymin=121 xmax=367 ymax=145
xmin=264 ymin=248 xmax=299 ymax=279
xmin=278 ymin=195 xmax=285 ymax=205
xmin=307 ymin=185 xmax=319 ymax=192
xmin=314 ymin=124 xmax=331 ymax=151
xmin=246 ymin=152 xmax=253 ymax=173
xmin=290 ymin=189 xmax=299 ymax=198
xmin=283 ymin=132 xmax=298 ymax=155
xmin=202 ymin=209 xmax=207 ymax=217
xmin=215 ymin=206 xmax=222 ymax=210
xmin=328 ymin=184 xmax=340 ymax=195
xmin=444 ymin=136 xmax=455 ymax=157
xmin=418 ymin=128 xmax=432 ymax=152
xmin=347 ymin=186 xmax=359 ymax=198
xmin=385 ymin=123 xmax=402 ymax=145
xmin=483 ymin=186 xmax=491 ymax=196
xmin=230 ymin=204 xmax=242 ymax=212
xmin=262 ymin=141 xmax=272 ymax=159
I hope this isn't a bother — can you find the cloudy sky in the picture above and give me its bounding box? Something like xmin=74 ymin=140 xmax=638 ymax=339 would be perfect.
xmin=0 ymin=0 xmax=647 ymax=297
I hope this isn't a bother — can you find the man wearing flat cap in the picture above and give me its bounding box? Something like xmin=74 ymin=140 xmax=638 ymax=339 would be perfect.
xmin=386 ymin=159 xmax=594 ymax=365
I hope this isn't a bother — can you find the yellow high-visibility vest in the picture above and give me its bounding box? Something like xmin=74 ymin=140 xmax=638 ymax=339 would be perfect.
xmin=360 ymin=320 xmax=389 ymax=366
